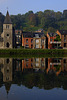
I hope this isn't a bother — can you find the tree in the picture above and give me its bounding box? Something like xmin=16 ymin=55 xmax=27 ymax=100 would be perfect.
xmin=47 ymin=27 xmax=56 ymax=33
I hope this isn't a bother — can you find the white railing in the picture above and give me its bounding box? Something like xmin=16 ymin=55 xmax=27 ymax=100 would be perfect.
xmin=50 ymin=63 xmax=61 ymax=65
xmin=50 ymin=41 xmax=61 ymax=44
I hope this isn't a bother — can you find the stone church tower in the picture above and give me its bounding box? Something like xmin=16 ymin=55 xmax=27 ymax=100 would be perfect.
xmin=1 ymin=11 xmax=14 ymax=49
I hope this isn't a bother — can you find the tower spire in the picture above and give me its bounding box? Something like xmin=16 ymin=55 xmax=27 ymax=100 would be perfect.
xmin=4 ymin=10 xmax=12 ymax=24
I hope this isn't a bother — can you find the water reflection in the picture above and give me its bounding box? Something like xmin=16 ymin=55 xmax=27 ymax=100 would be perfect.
xmin=0 ymin=57 xmax=67 ymax=95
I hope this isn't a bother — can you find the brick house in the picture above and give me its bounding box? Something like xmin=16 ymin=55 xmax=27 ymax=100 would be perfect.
xmin=22 ymin=32 xmax=46 ymax=49
xmin=22 ymin=32 xmax=33 ymax=48
xmin=56 ymin=30 xmax=67 ymax=49
xmin=47 ymin=32 xmax=61 ymax=49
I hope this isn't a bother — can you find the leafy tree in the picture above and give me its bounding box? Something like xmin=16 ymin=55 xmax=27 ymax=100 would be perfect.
xmin=54 ymin=35 xmax=61 ymax=41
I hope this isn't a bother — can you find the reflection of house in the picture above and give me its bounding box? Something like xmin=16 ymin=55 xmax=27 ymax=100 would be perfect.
xmin=22 ymin=58 xmax=33 ymax=72
xmin=14 ymin=59 xmax=22 ymax=71
xmin=47 ymin=58 xmax=61 ymax=76
xmin=56 ymin=30 xmax=67 ymax=49
xmin=22 ymin=58 xmax=46 ymax=72
xmin=22 ymin=32 xmax=46 ymax=49
xmin=47 ymin=32 xmax=61 ymax=49
xmin=61 ymin=58 xmax=67 ymax=72
xmin=33 ymin=58 xmax=46 ymax=71
xmin=0 ymin=58 xmax=13 ymax=82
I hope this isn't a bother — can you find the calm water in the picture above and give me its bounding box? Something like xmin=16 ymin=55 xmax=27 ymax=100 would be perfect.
xmin=0 ymin=57 xmax=67 ymax=100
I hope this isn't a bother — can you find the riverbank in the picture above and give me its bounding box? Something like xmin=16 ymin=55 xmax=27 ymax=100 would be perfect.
xmin=0 ymin=49 xmax=67 ymax=57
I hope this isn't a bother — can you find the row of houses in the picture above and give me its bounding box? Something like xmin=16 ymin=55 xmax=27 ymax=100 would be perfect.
xmin=0 ymin=11 xmax=67 ymax=49
xmin=15 ymin=30 xmax=67 ymax=49
xmin=15 ymin=30 xmax=46 ymax=49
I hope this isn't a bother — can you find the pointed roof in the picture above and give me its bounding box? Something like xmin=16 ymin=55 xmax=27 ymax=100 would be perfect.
xmin=4 ymin=11 xmax=12 ymax=24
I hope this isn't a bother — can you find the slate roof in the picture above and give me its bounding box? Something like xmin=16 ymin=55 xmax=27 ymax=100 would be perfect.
xmin=48 ymin=33 xmax=58 ymax=37
xmin=22 ymin=32 xmax=45 ymax=38
xmin=4 ymin=11 xmax=12 ymax=24
xmin=59 ymin=30 xmax=67 ymax=35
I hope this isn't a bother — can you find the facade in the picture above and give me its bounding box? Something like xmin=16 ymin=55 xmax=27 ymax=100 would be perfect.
xmin=0 ymin=11 xmax=15 ymax=49
xmin=0 ymin=58 xmax=13 ymax=82
xmin=56 ymin=30 xmax=67 ymax=49
xmin=22 ymin=32 xmax=46 ymax=49
xmin=47 ymin=32 xmax=61 ymax=49
xmin=15 ymin=30 xmax=22 ymax=48
xmin=22 ymin=32 xmax=33 ymax=48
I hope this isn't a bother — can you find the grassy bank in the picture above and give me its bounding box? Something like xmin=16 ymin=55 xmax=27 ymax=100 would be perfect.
xmin=0 ymin=49 xmax=67 ymax=58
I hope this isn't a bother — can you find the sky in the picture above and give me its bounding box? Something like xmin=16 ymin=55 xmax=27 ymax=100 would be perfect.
xmin=0 ymin=0 xmax=67 ymax=15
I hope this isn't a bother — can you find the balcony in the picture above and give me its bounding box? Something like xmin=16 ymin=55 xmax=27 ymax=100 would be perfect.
xmin=50 ymin=41 xmax=61 ymax=44
xmin=50 ymin=63 xmax=61 ymax=65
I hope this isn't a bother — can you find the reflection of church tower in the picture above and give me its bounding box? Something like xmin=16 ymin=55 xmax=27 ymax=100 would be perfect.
xmin=2 ymin=11 xmax=13 ymax=48
xmin=1 ymin=58 xmax=13 ymax=82
xmin=5 ymin=83 xmax=11 ymax=94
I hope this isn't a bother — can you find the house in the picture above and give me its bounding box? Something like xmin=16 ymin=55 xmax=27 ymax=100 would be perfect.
xmin=47 ymin=32 xmax=61 ymax=49
xmin=33 ymin=33 xmax=46 ymax=49
xmin=22 ymin=32 xmax=46 ymax=49
xmin=22 ymin=32 xmax=33 ymax=48
xmin=56 ymin=30 xmax=67 ymax=49
xmin=15 ymin=30 xmax=22 ymax=48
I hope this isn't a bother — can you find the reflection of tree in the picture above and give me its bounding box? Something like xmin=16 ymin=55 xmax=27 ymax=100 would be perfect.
xmin=1 ymin=71 xmax=67 ymax=93
xmin=13 ymin=72 xmax=67 ymax=90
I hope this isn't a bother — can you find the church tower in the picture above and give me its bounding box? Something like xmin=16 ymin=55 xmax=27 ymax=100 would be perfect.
xmin=3 ymin=11 xmax=13 ymax=48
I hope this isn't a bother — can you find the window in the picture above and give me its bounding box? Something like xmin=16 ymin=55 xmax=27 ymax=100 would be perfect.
xmin=64 ymin=59 xmax=66 ymax=63
xmin=42 ymin=39 xmax=44 ymax=43
xmin=7 ymin=69 xmax=9 ymax=73
xmin=64 ymin=43 xmax=66 ymax=47
xmin=50 ymin=39 xmax=52 ymax=41
xmin=6 ymin=25 xmax=9 ymax=29
xmin=31 ymin=59 xmax=33 ymax=62
xmin=36 ymin=44 xmax=39 ymax=48
xmin=64 ymin=35 xmax=66 ymax=42
xmin=6 ymin=59 xmax=9 ymax=64
xmin=25 ymin=45 xmax=29 ymax=48
xmin=31 ymin=44 xmax=33 ymax=48
xmin=7 ymin=34 xmax=9 ymax=36
xmin=31 ymin=39 xmax=33 ymax=43
xmin=6 ymin=77 xmax=9 ymax=80
xmin=35 ymin=34 xmax=39 ymax=37
xmin=36 ymin=58 xmax=39 ymax=62
xmin=26 ymin=63 xmax=28 ymax=67
xmin=36 ymin=40 xmax=39 ymax=43
xmin=26 ymin=39 xmax=28 ymax=43
xmin=31 ymin=63 xmax=33 ymax=67
xmin=6 ymin=42 xmax=9 ymax=48
xmin=36 ymin=63 xmax=39 ymax=67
